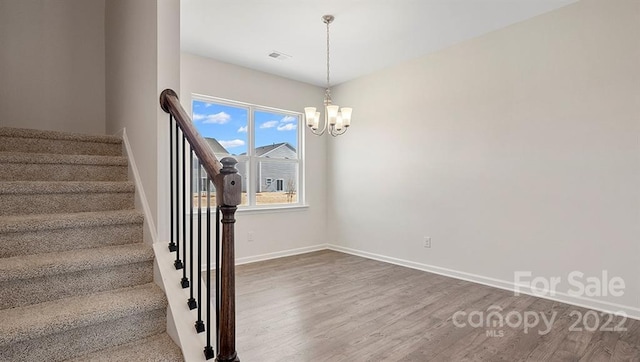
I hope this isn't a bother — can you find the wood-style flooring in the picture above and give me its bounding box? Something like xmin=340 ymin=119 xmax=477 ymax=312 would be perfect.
xmin=211 ymin=250 xmax=640 ymax=361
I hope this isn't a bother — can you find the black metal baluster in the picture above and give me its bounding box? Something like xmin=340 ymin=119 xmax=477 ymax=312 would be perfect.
xmin=187 ymin=148 xmax=196 ymax=298
xmin=215 ymin=204 xmax=221 ymax=357
xmin=195 ymin=162 xmax=205 ymax=332
xmin=204 ymin=177 xmax=214 ymax=359
xmin=174 ymin=125 xmax=183 ymax=270
xmin=168 ymin=116 xmax=177 ymax=252
xmin=181 ymin=135 xmax=189 ymax=287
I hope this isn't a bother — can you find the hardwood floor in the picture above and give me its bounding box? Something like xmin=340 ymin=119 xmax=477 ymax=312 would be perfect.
xmin=211 ymin=250 xmax=640 ymax=361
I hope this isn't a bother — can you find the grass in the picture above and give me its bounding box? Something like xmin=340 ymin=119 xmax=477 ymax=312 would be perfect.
xmin=193 ymin=192 xmax=297 ymax=207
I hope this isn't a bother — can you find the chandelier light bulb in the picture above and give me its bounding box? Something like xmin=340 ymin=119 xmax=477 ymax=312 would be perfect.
xmin=335 ymin=114 xmax=344 ymax=131
xmin=304 ymin=107 xmax=317 ymax=127
xmin=340 ymin=108 xmax=352 ymax=127
xmin=327 ymin=105 xmax=339 ymax=125
xmin=313 ymin=112 xmax=320 ymax=129
xmin=303 ymin=14 xmax=352 ymax=137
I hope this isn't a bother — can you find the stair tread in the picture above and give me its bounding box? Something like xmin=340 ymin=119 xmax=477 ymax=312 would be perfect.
xmin=0 ymin=129 xmax=174 ymax=359
xmin=0 ymin=210 xmax=143 ymax=233
xmin=0 ymin=152 xmax=127 ymax=165
xmin=0 ymin=243 xmax=153 ymax=282
xmin=0 ymin=282 xmax=166 ymax=346
xmin=0 ymin=127 xmax=122 ymax=144
xmin=67 ymin=333 xmax=184 ymax=362
xmin=0 ymin=181 xmax=134 ymax=194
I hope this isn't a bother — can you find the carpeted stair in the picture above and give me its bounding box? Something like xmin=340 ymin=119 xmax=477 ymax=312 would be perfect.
xmin=0 ymin=127 xmax=183 ymax=361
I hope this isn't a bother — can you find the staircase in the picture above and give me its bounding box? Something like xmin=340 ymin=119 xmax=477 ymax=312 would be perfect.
xmin=0 ymin=127 xmax=183 ymax=361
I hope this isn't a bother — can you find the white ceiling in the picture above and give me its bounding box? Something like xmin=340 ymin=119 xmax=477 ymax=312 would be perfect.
xmin=181 ymin=0 xmax=577 ymax=87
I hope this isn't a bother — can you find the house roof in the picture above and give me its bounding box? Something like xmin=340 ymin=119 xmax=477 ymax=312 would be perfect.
xmin=204 ymin=137 xmax=229 ymax=154
xmin=254 ymin=142 xmax=296 ymax=157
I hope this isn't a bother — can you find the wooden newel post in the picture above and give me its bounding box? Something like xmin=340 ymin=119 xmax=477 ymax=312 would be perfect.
xmin=214 ymin=157 xmax=241 ymax=362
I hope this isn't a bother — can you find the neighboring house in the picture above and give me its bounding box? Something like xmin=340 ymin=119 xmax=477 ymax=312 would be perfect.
xmin=202 ymin=141 xmax=297 ymax=194
xmin=195 ymin=137 xmax=255 ymax=195
xmin=254 ymin=142 xmax=296 ymax=159
xmin=254 ymin=143 xmax=296 ymax=193
xmin=205 ymin=137 xmax=229 ymax=155
xmin=194 ymin=137 xmax=232 ymax=192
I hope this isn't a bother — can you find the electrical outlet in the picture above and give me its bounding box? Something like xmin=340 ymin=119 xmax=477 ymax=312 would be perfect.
xmin=248 ymin=232 xmax=254 ymax=242
xmin=423 ymin=236 xmax=431 ymax=248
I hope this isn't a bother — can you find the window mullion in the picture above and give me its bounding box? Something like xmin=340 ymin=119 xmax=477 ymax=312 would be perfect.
xmin=248 ymin=106 xmax=256 ymax=207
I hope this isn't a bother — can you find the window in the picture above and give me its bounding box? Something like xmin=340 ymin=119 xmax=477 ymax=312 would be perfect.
xmin=191 ymin=95 xmax=304 ymax=208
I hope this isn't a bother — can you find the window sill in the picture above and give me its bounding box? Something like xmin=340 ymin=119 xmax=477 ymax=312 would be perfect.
xmin=185 ymin=204 xmax=309 ymax=216
xmin=237 ymin=204 xmax=309 ymax=215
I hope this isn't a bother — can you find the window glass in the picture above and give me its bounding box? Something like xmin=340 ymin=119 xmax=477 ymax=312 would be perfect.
xmin=191 ymin=97 xmax=303 ymax=208
xmin=256 ymin=161 xmax=298 ymax=205
xmin=192 ymin=100 xmax=248 ymax=156
xmin=254 ymin=110 xmax=299 ymax=159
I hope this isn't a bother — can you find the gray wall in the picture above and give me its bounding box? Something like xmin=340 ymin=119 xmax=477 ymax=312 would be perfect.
xmin=105 ymin=0 xmax=179 ymax=242
xmin=0 ymin=0 xmax=178 ymax=240
xmin=0 ymin=0 xmax=106 ymax=134
xmin=329 ymin=0 xmax=640 ymax=314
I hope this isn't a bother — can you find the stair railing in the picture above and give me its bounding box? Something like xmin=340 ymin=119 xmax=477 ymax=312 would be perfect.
xmin=160 ymin=89 xmax=241 ymax=361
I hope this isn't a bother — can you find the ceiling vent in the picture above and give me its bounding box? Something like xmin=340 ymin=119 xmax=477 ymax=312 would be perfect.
xmin=268 ymin=51 xmax=292 ymax=61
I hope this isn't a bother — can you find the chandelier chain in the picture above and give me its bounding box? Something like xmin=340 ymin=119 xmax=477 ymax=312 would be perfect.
xmin=305 ymin=14 xmax=350 ymax=137
xmin=326 ymin=18 xmax=331 ymax=90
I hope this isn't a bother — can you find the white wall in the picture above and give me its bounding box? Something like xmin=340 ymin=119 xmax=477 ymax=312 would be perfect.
xmin=106 ymin=0 xmax=180 ymax=242
xmin=329 ymin=0 xmax=640 ymax=315
xmin=0 ymin=0 xmax=105 ymax=134
xmin=181 ymin=53 xmax=327 ymax=261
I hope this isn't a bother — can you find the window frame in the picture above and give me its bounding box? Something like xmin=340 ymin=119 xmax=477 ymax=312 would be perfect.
xmin=191 ymin=93 xmax=305 ymax=210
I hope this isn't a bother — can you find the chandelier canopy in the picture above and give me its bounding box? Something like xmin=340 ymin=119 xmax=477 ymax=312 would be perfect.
xmin=304 ymin=15 xmax=352 ymax=137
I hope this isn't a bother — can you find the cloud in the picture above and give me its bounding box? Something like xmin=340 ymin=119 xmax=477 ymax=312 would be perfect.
xmin=204 ymin=103 xmax=213 ymax=108
xmin=203 ymin=112 xmax=231 ymax=124
xmin=277 ymin=123 xmax=297 ymax=131
xmin=219 ymin=139 xmax=245 ymax=148
xmin=193 ymin=111 xmax=231 ymax=124
xmin=237 ymin=126 xmax=247 ymax=133
xmin=281 ymin=115 xmax=296 ymax=123
xmin=260 ymin=120 xmax=279 ymax=129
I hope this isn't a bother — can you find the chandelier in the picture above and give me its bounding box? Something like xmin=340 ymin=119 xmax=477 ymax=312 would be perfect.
xmin=305 ymin=15 xmax=352 ymax=137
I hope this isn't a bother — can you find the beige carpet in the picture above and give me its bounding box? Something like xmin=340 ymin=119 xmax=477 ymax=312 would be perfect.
xmin=0 ymin=127 xmax=183 ymax=361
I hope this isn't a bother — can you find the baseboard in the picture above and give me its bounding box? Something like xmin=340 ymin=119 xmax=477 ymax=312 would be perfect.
xmin=119 ymin=128 xmax=191 ymax=358
xmin=153 ymin=243 xmax=206 ymax=362
xmin=200 ymin=244 xmax=328 ymax=271
xmin=118 ymin=128 xmax=158 ymax=245
xmin=237 ymin=244 xmax=328 ymax=265
xmin=326 ymin=244 xmax=640 ymax=321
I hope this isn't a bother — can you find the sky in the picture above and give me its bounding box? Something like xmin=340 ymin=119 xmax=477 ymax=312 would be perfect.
xmin=192 ymin=100 xmax=298 ymax=156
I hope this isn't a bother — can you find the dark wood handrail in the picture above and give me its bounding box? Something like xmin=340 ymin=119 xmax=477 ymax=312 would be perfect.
xmin=160 ymin=88 xmax=241 ymax=361
xmin=160 ymin=89 xmax=222 ymax=178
